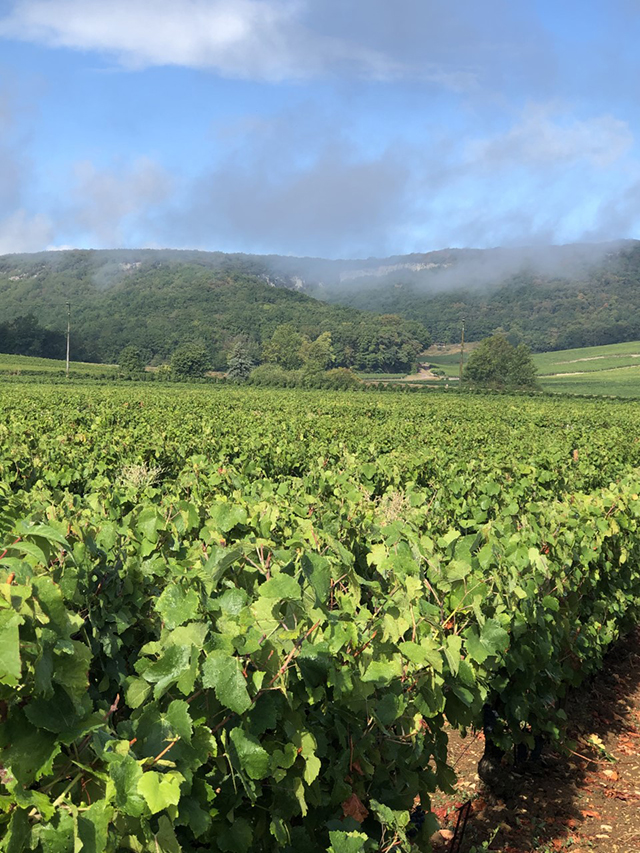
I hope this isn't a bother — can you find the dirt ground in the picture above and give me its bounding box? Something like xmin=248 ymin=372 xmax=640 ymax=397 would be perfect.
xmin=429 ymin=628 xmax=640 ymax=852
xmin=401 ymin=368 xmax=447 ymax=381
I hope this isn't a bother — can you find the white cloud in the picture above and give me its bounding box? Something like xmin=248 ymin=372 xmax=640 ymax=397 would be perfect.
xmin=68 ymin=157 xmax=173 ymax=245
xmin=165 ymin=134 xmax=411 ymax=257
xmin=0 ymin=91 xmax=33 ymax=216
xmin=467 ymin=105 xmax=633 ymax=169
xmin=64 ymin=103 xmax=640 ymax=257
xmin=0 ymin=0 xmax=382 ymax=81
xmin=0 ymin=87 xmax=54 ymax=254
xmin=0 ymin=0 xmax=550 ymax=88
xmin=0 ymin=210 xmax=53 ymax=254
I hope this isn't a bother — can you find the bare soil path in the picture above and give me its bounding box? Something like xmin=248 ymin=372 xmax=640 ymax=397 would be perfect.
xmin=429 ymin=628 xmax=640 ymax=852
xmin=402 ymin=368 xmax=445 ymax=381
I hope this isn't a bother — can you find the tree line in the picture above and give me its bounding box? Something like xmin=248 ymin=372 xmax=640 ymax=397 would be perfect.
xmin=0 ymin=314 xmax=66 ymax=359
xmin=119 ymin=328 xmax=372 ymax=389
xmin=117 ymin=330 xmax=539 ymax=393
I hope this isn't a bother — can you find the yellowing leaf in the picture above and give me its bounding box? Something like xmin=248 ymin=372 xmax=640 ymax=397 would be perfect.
xmin=137 ymin=770 xmax=183 ymax=815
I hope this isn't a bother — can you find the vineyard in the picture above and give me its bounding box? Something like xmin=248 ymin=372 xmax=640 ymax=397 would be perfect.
xmin=3 ymin=383 xmax=640 ymax=852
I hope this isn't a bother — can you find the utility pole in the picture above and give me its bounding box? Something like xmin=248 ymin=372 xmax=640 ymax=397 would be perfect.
xmin=459 ymin=317 xmax=465 ymax=382
xmin=65 ymin=301 xmax=70 ymax=379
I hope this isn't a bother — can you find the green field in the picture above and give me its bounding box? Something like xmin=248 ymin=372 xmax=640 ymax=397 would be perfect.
xmin=4 ymin=382 xmax=640 ymax=851
xmin=534 ymin=340 xmax=640 ymax=396
xmin=0 ymin=352 xmax=117 ymax=378
xmin=422 ymin=349 xmax=470 ymax=378
xmin=538 ymin=364 xmax=640 ymax=396
xmin=534 ymin=340 xmax=640 ymax=374
xmin=422 ymin=340 xmax=640 ymax=397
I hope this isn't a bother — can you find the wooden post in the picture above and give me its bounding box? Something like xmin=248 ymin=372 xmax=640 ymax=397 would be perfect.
xmin=459 ymin=318 xmax=465 ymax=382
xmin=66 ymin=302 xmax=70 ymax=379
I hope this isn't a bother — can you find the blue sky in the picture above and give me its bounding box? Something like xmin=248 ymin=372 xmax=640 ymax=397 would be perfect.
xmin=1 ymin=0 xmax=640 ymax=258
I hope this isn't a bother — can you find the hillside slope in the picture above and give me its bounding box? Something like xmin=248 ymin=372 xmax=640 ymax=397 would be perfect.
xmin=3 ymin=240 xmax=640 ymax=355
xmin=0 ymin=251 xmax=428 ymax=370
xmin=312 ymin=241 xmax=640 ymax=351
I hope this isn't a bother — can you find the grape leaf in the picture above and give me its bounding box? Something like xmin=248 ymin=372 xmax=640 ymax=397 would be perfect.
xmin=202 ymin=650 xmax=251 ymax=714
xmin=229 ymin=728 xmax=270 ymax=780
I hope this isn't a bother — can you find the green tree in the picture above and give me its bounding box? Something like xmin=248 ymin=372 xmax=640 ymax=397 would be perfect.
xmin=509 ymin=343 xmax=539 ymax=388
xmin=300 ymin=332 xmax=335 ymax=373
xmin=262 ymin=324 xmax=304 ymax=370
xmin=226 ymin=339 xmax=254 ymax=382
xmin=464 ymin=334 xmax=539 ymax=389
xmin=155 ymin=363 xmax=172 ymax=381
xmin=118 ymin=345 xmax=144 ymax=378
xmin=0 ymin=313 xmax=67 ymax=360
xmin=170 ymin=343 xmax=209 ymax=380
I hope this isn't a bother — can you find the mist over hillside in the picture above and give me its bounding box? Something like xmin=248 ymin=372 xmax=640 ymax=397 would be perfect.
xmin=2 ymin=239 xmax=640 ymax=355
xmin=265 ymin=240 xmax=634 ymax=293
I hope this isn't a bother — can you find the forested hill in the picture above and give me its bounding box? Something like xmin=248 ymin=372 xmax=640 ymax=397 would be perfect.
xmin=3 ymin=240 xmax=640 ymax=358
xmin=327 ymin=241 xmax=640 ymax=352
xmin=293 ymin=238 xmax=640 ymax=352
xmin=0 ymin=251 xmax=429 ymax=371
